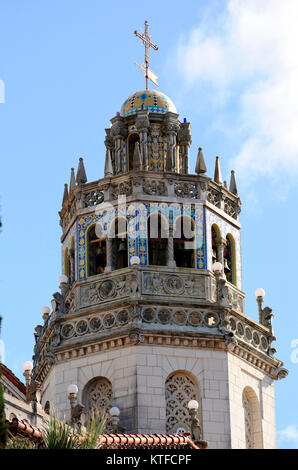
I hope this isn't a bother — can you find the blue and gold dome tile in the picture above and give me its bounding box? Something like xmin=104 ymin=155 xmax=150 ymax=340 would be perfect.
xmin=120 ymin=90 xmax=177 ymax=117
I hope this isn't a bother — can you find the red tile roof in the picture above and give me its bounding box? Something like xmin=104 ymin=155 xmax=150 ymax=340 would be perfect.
xmin=1 ymin=364 xmax=26 ymax=395
xmin=99 ymin=432 xmax=200 ymax=449
xmin=7 ymin=419 xmax=204 ymax=449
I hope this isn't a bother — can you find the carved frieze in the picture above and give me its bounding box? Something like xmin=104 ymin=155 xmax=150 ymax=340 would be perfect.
xmin=174 ymin=182 xmax=200 ymax=199
xmin=80 ymin=275 xmax=130 ymax=308
xmin=143 ymin=179 xmax=167 ymax=196
xmin=58 ymin=307 xmax=132 ymax=341
xmin=142 ymin=271 xmax=205 ymax=299
xmin=111 ymin=181 xmax=132 ymax=200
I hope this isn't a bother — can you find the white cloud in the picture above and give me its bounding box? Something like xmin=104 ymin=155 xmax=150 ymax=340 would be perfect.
xmin=278 ymin=425 xmax=298 ymax=448
xmin=176 ymin=0 xmax=298 ymax=184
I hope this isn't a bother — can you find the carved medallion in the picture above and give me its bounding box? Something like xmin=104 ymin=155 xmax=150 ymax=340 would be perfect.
xmin=188 ymin=311 xmax=202 ymax=327
xmin=163 ymin=275 xmax=185 ymax=295
xmin=61 ymin=323 xmax=75 ymax=339
xmin=99 ymin=280 xmax=116 ymax=299
xmin=173 ymin=310 xmax=187 ymax=326
xmin=89 ymin=317 xmax=102 ymax=331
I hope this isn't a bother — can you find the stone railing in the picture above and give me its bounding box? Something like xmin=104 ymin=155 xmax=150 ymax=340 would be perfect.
xmin=207 ymin=181 xmax=241 ymax=220
xmin=227 ymin=310 xmax=276 ymax=358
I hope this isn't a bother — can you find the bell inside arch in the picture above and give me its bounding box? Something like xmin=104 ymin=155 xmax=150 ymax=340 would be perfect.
xmin=224 ymin=258 xmax=230 ymax=273
xmin=118 ymin=239 xmax=126 ymax=253
xmin=96 ymin=245 xmax=104 ymax=256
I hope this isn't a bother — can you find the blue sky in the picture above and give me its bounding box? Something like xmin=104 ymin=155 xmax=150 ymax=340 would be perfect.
xmin=0 ymin=0 xmax=297 ymax=448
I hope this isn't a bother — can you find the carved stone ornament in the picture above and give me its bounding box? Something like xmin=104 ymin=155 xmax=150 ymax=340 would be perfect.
xmin=129 ymin=329 xmax=144 ymax=344
xmin=111 ymin=181 xmax=132 ymax=200
xmin=174 ymin=182 xmax=200 ymax=199
xmin=44 ymin=345 xmax=57 ymax=366
xmin=165 ymin=372 xmax=200 ymax=434
xmin=163 ymin=275 xmax=185 ymax=295
xmin=143 ymin=179 xmax=167 ymax=195
xmin=207 ymin=187 xmax=221 ymax=208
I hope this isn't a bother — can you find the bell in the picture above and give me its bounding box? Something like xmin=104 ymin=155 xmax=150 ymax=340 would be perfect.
xmin=224 ymin=258 xmax=230 ymax=272
xmin=118 ymin=239 xmax=126 ymax=253
xmin=96 ymin=246 xmax=104 ymax=256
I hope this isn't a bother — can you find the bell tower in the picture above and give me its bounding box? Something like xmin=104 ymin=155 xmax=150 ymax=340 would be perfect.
xmin=31 ymin=28 xmax=288 ymax=448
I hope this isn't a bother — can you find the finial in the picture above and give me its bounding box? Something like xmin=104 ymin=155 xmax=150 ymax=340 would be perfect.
xmin=69 ymin=168 xmax=76 ymax=192
xmin=62 ymin=183 xmax=68 ymax=206
xmin=224 ymin=180 xmax=227 ymax=188
xmin=229 ymin=170 xmax=238 ymax=195
xmin=214 ymin=156 xmax=223 ymax=184
xmin=134 ymin=21 xmax=159 ymax=89
xmin=104 ymin=149 xmax=114 ymax=177
xmin=133 ymin=142 xmax=142 ymax=170
xmin=76 ymin=157 xmax=87 ymax=185
xmin=195 ymin=147 xmax=207 ymax=174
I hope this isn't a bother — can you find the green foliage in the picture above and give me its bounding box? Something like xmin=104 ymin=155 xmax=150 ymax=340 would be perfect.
xmin=79 ymin=410 xmax=106 ymax=449
xmin=5 ymin=434 xmax=36 ymax=449
xmin=41 ymin=410 xmax=106 ymax=449
xmin=41 ymin=414 xmax=79 ymax=449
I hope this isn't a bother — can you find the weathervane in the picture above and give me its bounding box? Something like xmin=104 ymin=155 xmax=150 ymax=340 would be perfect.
xmin=134 ymin=21 xmax=159 ymax=90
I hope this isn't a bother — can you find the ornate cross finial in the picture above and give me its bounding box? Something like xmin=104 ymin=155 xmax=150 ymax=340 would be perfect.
xmin=134 ymin=21 xmax=159 ymax=90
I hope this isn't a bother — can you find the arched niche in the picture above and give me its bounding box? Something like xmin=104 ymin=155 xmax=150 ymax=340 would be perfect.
xmin=147 ymin=213 xmax=168 ymax=266
xmin=165 ymin=370 xmax=201 ymax=434
xmin=211 ymin=224 xmax=221 ymax=264
xmin=224 ymin=233 xmax=236 ymax=286
xmin=242 ymin=386 xmax=263 ymax=449
xmin=128 ymin=133 xmax=140 ymax=171
xmin=173 ymin=216 xmax=195 ymax=268
xmin=82 ymin=376 xmax=113 ymax=418
xmin=109 ymin=217 xmax=128 ymax=270
xmin=87 ymin=223 xmax=107 ymax=276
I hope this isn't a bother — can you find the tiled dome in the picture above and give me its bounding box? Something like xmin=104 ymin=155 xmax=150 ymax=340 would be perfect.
xmin=120 ymin=90 xmax=177 ymax=117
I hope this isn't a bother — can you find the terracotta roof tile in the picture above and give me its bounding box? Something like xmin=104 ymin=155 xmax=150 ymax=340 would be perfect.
xmin=6 ymin=419 xmax=202 ymax=449
xmin=1 ymin=364 xmax=26 ymax=395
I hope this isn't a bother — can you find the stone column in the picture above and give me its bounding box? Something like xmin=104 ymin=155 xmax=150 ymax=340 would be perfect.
xmin=105 ymin=237 xmax=112 ymax=273
xmin=110 ymin=116 xmax=127 ymax=175
xmin=136 ymin=110 xmax=150 ymax=171
xmin=167 ymin=225 xmax=176 ymax=268
xmin=178 ymin=122 xmax=192 ymax=174
xmin=162 ymin=114 xmax=180 ymax=173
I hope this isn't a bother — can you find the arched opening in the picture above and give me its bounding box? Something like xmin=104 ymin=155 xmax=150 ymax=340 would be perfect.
xmin=165 ymin=370 xmax=201 ymax=434
xmin=174 ymin=216 xmax=195 ymax=268
xmin=224 ymin=234 xmax=236 ymax=286
xmin=82 ymin=376 xmax=113 ymax=430
xmin=64 ymin=247 xmax=71 ymax=279
xmin=87 ymin=224 xmax=106 ymax=277
xmin=147 ymin=213 xmax=168 ymax=266
xmin=211 ymin=224 xmax=221 ymax=264
xmin=242 ymin=387 xmax=263 ymax=449
xmin=110 ymin=217 xmax=128 ymax=270
xmin=128 ymin=133 xmax=140 ymax=171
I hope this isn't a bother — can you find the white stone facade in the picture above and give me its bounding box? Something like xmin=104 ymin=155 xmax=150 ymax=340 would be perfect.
xmin=40 ymin=344 xmax=275 ymax=449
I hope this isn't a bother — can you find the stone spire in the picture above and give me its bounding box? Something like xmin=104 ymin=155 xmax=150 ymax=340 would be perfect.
xmin=195 ymin=147 xmax=207 ymax=174
xmin=104 ymin=149 xmax=114 ymax=177
xmin=62 ymin=183 xmax=68 ymax=206
xmin=69 ymin=168 xmax=76 ymax=192
xmin=133 ymin=142 xmax=142 ymax=170
xmin=76 ymin=157 xmax=87 ymax=185
xmin=214 ymin=156 xmax=223 ymax=184
xmin=229 ymin=170 xmax=238 ymax=195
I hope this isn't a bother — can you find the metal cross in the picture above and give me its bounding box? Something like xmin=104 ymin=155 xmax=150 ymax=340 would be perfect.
xmin=134 ymin=21 xmax=158 ymax=90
